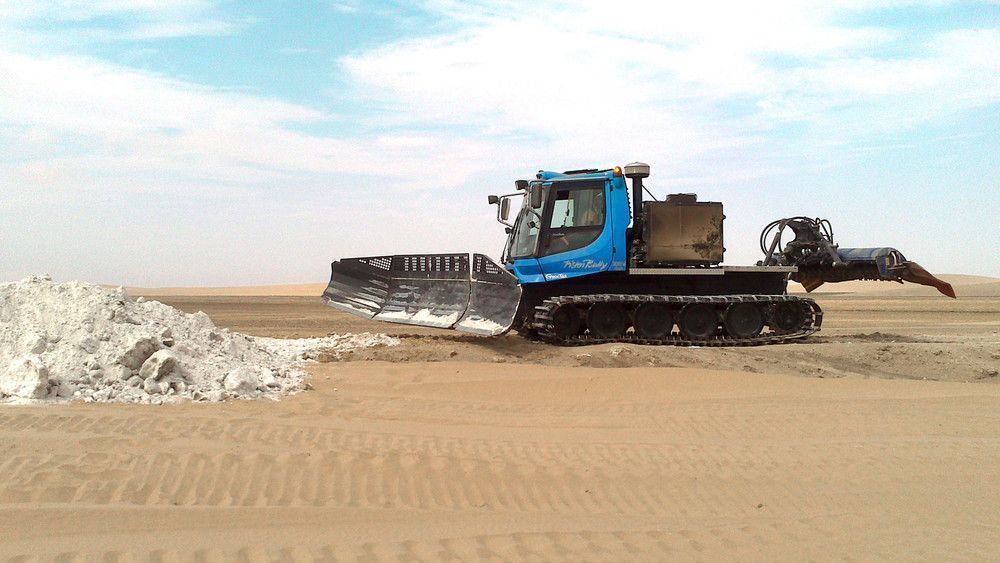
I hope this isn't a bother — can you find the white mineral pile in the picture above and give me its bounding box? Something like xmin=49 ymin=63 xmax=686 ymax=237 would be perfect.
xmin=0 ymin=276 xmax=398 ymax=404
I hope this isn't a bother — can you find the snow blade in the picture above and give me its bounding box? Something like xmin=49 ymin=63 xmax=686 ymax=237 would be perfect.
xmin=322 ymin=253 xmax=521 ymax=336
xmin=456 ymin=254 xmax=523 ymax=336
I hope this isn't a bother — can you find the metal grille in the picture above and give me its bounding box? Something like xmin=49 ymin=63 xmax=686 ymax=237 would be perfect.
xmin=360 ymin=256 xmax=392 ymax=270
xmin=473 ymin=254 xmax=503 ymax=275
xmin=395 ymin=254 xmax=468 ymax=273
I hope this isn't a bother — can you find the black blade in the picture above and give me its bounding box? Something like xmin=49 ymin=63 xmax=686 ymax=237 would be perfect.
xmin=323 ymin=253 xmax=521 ymax=334
xmin=374 ymin=254 xmax=471 ymax=328
xmin=322 ymin=255 xmax=392 ymax=318
xmin=455 ymin=254 xmax=522 ymax=336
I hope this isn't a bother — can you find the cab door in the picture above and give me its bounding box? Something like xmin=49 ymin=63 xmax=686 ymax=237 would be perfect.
xmin=536 ymin=181 xmax=614 ymax=281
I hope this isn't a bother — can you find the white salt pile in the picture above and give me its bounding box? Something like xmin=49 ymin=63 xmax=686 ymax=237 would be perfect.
xmin=0 ymin=275 xmax=398 ymax=404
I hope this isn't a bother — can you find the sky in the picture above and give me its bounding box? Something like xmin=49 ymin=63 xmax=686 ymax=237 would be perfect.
xmin=1 ymin=0 xmax=997 ymax=286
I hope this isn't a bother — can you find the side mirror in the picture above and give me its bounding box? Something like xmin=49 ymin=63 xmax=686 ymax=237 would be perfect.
xmin=529 ymin=185 xmax=543 ymax=209
xmin=515 ymin=180 xmax=529 ymax=190
xmin=500 ymin=198 xmax=511 ymax=221
xmin=488 ymin=195 xmax=499 ymax=205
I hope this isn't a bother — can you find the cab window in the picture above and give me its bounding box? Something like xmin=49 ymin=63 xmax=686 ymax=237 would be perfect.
xmin=540 ymin=186 xmax=605 ymax=257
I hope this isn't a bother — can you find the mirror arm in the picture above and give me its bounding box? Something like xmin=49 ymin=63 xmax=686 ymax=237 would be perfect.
xmin=490 ymin=192 xmax=521 ymax=227
xmin=496 ymin=206 xmax=514 ymax=227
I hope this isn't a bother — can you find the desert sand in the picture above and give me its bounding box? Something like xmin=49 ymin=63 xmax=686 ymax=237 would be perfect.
xmin=2 ymin=277 xmax=998 ymax=560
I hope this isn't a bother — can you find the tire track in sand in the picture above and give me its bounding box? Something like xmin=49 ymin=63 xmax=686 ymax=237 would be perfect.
xmin=0 ymin=409 xmax=992 ymax=517
xmin=1 ymin=362 xmax=997 ymax=560
xmin=4 ymin=518 xmax=996 ymax=561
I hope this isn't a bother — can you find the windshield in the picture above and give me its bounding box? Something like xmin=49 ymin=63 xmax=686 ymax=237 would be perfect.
xmin=509 ymin=186 xmax=546 ymax=259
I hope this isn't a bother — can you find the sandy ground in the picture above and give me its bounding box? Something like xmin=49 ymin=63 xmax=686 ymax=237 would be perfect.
xmin=2 ymin=278 xmax=998 ymax=560
xmin=148 ymin=290 xmax=1000 ymax=384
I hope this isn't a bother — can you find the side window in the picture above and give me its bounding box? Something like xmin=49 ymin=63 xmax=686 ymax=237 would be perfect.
xmin=573 ymin=188 xmax=604 ymax=227
xmin=541 ymin=186 xmax=606 ymax=257
xmin=550 ymin=196 xmax=575 ymax=228
xmin=511 ymin=210 xmax=540 ymax=258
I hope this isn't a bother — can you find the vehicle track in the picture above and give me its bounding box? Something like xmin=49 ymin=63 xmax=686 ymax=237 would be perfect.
xmin=532 ymin=294 xmax=822 ymax=346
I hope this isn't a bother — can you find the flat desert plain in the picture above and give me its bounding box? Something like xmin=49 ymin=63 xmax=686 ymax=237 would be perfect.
xmin=2 ymin=276 xmax=998 ymax=560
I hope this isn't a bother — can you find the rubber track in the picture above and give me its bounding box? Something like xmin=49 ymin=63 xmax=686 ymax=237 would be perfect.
xmin=531 ymin=294 xmax=823 ymax=347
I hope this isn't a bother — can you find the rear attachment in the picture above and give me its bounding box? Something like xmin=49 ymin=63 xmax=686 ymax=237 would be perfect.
xmin=794 ymin=247 xmax=956 ymax=298
xmin=322 ymin=253 xmax=522 ymax=336
xmin=760 ymin=217 xmax=955 ymax=297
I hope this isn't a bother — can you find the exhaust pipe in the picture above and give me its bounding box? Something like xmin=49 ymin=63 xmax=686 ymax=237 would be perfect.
xmin=624 ymin=162 xmax=650 ymax=247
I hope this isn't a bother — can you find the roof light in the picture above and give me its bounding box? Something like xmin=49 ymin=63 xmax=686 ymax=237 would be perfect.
xmin=613 ymin=166 xmax=623 ymax=177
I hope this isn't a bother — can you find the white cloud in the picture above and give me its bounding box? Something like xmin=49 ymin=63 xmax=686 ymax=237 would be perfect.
xmin=0 ymin=0 xmax=238 ymax=41
xmin=749 ymin=28 xmax=1000 ymax=137
xmin=0 ymin=0 xmax=216 ymax=21
xmin=340 ymin=1 xmax=997 ymax=167
xmin=331 ymin=1 xmax=359 ymax=14
xmin=124 ymin=19 xmax=236 ymax=40
xmin=7 ymin=1 xmax=991 ymax=200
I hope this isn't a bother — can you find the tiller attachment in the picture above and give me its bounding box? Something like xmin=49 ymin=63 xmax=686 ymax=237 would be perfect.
xmin=322 ymin=253 xmax=522 ymax=335
xmin=760 ymin=217 xmax=955 ymax=298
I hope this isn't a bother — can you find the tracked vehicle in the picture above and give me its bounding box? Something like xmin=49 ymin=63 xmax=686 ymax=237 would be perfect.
xmin=323 ymin=163 xmax=953 ymax=346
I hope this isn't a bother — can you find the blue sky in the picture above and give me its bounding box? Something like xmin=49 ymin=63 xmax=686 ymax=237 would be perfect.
xmin=1 ymin=0 xmax=997 ymax=285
